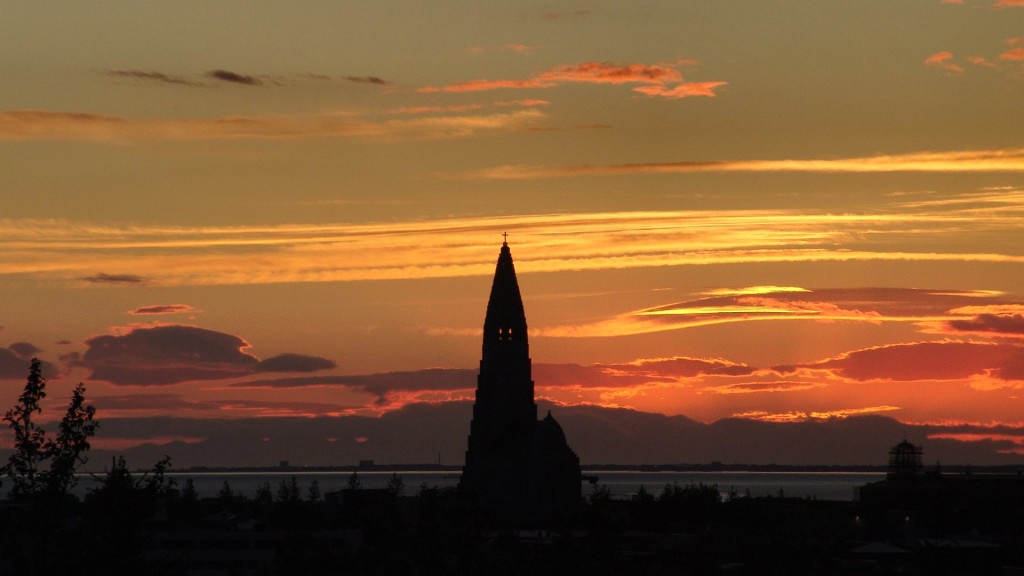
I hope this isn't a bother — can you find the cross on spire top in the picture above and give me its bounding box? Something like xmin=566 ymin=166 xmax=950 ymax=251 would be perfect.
xmin=502 ymin=232 xmax=508 ymax=245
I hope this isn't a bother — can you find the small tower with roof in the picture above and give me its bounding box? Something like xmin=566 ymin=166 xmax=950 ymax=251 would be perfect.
xmin=887 ymin=438 xmax=923 ymax=480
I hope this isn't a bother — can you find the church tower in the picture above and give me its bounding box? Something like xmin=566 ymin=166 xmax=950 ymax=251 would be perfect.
xmin=461 ymin=238 xmax=581 ymax=522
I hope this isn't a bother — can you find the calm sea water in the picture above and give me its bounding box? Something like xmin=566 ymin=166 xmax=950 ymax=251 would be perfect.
xmin=69 ymin=470 xmax=884 ymax=502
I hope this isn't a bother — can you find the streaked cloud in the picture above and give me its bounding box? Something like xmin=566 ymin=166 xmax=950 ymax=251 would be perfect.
xmin=388 ymin=99 xmax=545 ymax=116
xmin=254 ymin=353 xmax=337 ymax=373
xmin=128 ymin=304 xmax=197 ymax=316
xmin=533 ymin=356 xmax=755 ymax=389
xmin=734 ymin=406 xmax=901 ymax=423
xmin=2 ymin=188 xmax=1023 ymax=287
xmin=419 ymin=60 xmax=726 ymax=99
xmin=343 ymin=75 xmax=388 ymax=84
xmin=207 ymin=69 xmax=262 ymax=86
xmin=0 ymin=108 xmax=545 ymax=143
xmin=706 ymin=381 xmax=825 ymax=395
xmin=83 ymin=273 xmax=146 ymax=284
xmin=541 ymin=288 xmax=1020 ymax=338
xmin=472 ymin=149 xmax=1024 ymax=180
xmin=777 ymin=341 xmax=1024 ymax=383
xmin=633 ymin=82 xmax=729 ymax=99
xmin=106 ymin=70 xmax=203 ymax=87
xmin=231 ymin=368 xmax=476 ymax=406
xmin=704 ymin=286 xmax=810 ymax=297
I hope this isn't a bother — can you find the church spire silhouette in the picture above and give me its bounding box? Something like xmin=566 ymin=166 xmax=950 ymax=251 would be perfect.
xmin=461 ymin=238 xmax=580 ymax=524
xmin=482 ymin=236 xmax=528 ymax=361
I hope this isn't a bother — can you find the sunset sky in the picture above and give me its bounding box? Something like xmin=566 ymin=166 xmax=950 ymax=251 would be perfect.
xmin=2 ymin=1 xmax=1023 ymax=465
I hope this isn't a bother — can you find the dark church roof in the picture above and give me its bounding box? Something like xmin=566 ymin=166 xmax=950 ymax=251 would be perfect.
xmin=535 ymin=410 xmax=568 ymax=447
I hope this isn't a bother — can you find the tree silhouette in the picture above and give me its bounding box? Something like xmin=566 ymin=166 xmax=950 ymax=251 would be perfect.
xmin=1 ymin=358 xmax=97 ymax=501
xmin=307 ymin=479 xmax=321 ymax=502
xmin=2 ymin=358 xmax=49 ymax=498
xmin=45 ymin=383 xmax=98 ymax=497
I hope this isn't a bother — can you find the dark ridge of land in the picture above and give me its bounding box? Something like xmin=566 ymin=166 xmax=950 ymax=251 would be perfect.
xmin=163 ymin=462 xmax=1024 ymax=475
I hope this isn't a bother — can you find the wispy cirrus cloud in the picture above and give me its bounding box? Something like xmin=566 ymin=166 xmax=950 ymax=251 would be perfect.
xmin=2 ymin=188 xmax=1023 ymax=287
xmin=0 ymin=108 xmax=545 ymax=143
xmin=540 ymin=288 xmax=1021 ymax=338
xmin=388 ymin=99 xmax=547 ymax=115
xmin=419 ymin=60 xmax=726 ymax=100
xmin=533 ymin=357 xmax=755 ymax=389
xmin=471 ymin=148 xmax=1024 ymax=180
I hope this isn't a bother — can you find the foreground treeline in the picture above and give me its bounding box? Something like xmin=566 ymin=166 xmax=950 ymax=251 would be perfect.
xmin=4 ymin=470 xmax=1019 ymax=575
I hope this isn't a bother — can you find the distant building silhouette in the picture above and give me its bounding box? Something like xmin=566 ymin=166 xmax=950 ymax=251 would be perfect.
xmin=887 ymin=438 xmax=923 ymax=480
xmin=461 ymin=239 xmax=581 ymax=522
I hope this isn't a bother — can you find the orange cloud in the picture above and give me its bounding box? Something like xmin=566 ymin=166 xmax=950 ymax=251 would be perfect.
xmin=0 ymin=108 xmax=545 ymax=143
xmin=471 ymin=148 xmax=1024 ymax=180
xmin=926 ymin=51 xmax=965 ymax=74
xmin=419 ymin=60 xmax=726 ymax=99
xmin=995 ymin=0 xmax=1024 ymax=7
xmin=1000 ymin=47 xmax=1024 ymax=61
xmin=706 ymin=381 xmax=825 ymax=395
xmin=733 ymin=406 xmax=901 ymax=423
xmin=389 ymin=103 xmax=486 ymax=114
xmin=505 ymin=43 xmax=537 ymax=54
xmin=928 ymin=432 xmax=1024 ymax=445
xmin=632 ymin=82 xmax=729 ymax=99
xmin=530 ymin=357 xmax=756 ymax=390
xmin=925 ymin=51 xmax=955 ymax=64
xmin=2 ymin=188 xmax=1023 ymax=286
xmin=547 ymin=288 xmax=1008 ymax=339
xmin=780 ymin=341 xmax=1024 ymax=383
xmin=703 ymin=286 xmax=810 ymax=297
